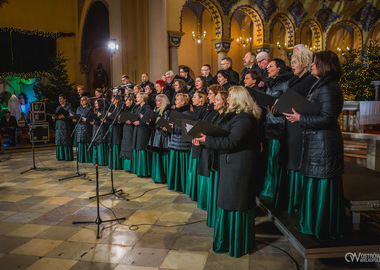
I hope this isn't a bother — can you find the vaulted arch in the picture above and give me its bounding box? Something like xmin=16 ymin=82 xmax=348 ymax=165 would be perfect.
xmin=180 ymin=0 xmax=223 ymax=39
xmin=231 ymin=5 xmax=264 ymax=45
xmin=327 ymin=20 xmax=363 ymax=51
xmin=301 ymin=19 xmax=323 ymax=51
xmin=270 ymin=13 xmax=295 ymax=48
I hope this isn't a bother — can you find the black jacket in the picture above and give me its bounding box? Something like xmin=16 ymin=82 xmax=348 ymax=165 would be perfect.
xmin=284 ymin=72 xmax=318 ymax=170
xmin=168 ymin=105 xmax=192 ymax=152
xmin=299 ymin=75 xmax=344 ymax=178
xmin=205 ymin=112 xmax=260 ymax=211
xmin=225 ymin=67 xmax=240 ymax=85
xmin=55 ymin=104 xmax=73 ymax=146
xmin=75 ymin=104 xmax=93 ymax=143
xmin=132 ymin=103 xmax=154 ymax=150
xmin=264 ymin=72 xmax=293 ymax=140
xmin=148 ymin=105 xmax=171 ymax=152
xmin=120 ymin=105 xmax=136 ymax=159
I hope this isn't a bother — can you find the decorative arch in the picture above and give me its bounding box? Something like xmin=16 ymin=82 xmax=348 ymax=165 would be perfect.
xmin=230 ymin=5 xmax=264 ymax=45
xmin=180 ymin=0 xmax=223 ymax=39
xmin=270 ymin=13 xmax=295 ymax=48
xmin=301 ymin=19 xmax=323 ymax=51
xmin=327 ymin=20 xmax=363 ymax=51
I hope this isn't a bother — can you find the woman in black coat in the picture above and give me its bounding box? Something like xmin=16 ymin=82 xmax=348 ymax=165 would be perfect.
xmin=216 ymin=70 xmax=232 ymax=91
xmin=167 ymin=93 xmax=192 ymax=192
xmin=275 ymin=49 xmax=317 ymax=212
xmin=120 ymin=95 xmax=136 ymax=172
xmin=90 ymin=99 xmax=108 ymax=166
xmin=131 ymin=92 xmax=155 ymax=177
xmin=194 ymin=86 xmax=261 ymax=257
xmin=284 ymin=50 xmax=345 ymax=240
xmin=53 ymin=94 xmax=73 ymax=161
xmin=185 ymin=90 xmax=207 ymax=200
xmin=189 ymin=76 xmax=208 ymax=99
xmin=155 ymin=79 xmax=171 ymax=102
xmin=73 ymin=96 xmax=93 ymax=163
xmin=197 ymin=84 xmax=224 ymax=210
xmin=260 ymin=58 xmax=293 ymax=199
xmin=171 ymin=78 xmax=188 ymax=107
xmin=107 ymin=93 xmax=123 ymax=170
xmin=149 ymin=94 xmax=171 ymax=183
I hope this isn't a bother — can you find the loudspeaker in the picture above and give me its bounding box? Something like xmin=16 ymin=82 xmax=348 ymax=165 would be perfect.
xmin=30 ymin=123 xmax=50 ymax=142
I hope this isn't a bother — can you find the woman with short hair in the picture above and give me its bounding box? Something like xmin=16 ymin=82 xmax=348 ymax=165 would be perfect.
xmin=90 ymin=99 xmax=108 ymax=166
xmin=53 ymin=94 xmax=73 ymax=161
xmin=120 ymin=95 xmax=136 ymax=172
xmin=284 ymin=50 xmax=345 ymax=240
xmin=216 ymin=70 xmax=231 ymax=91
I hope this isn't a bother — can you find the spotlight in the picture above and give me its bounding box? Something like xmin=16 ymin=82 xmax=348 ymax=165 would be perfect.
xmin=108 ymin=39 xmax=119 ymax=54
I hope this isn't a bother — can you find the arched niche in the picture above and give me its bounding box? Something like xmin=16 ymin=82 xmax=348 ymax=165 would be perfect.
xmin=327 ymin=20 xmax=363 ymax=58
xmin=81 ymin=1 xmax=109 ymax=94
xmin=178 ymin=1 xmax=219 ymax=77
xmin=180 ymin=0 xmax=223 ymax=39
xmin=300 ymin=19 xmax=323 ymax=51
xmin=270 ymin=14 xmax=295 ymax=64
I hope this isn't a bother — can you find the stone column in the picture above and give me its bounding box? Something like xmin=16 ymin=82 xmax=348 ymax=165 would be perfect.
xmin=109 ymin=0 xmax=123 ymax=86
xmin=212 ymin=38 xmax=233 ymax=70
xmin=253 ymin=43 xmax=273 ymax=55
xmin=168 ymin=31 xmax=185 ymax=73
xmin=149 ymin=0 xmax=168 ymax=81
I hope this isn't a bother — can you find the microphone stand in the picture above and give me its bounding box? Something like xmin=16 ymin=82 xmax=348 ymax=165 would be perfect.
xmin=89 ymin=98 xmax=129 ymax=202
xmin=59 ymin=105 xmax=92 ymax=181
xmin=72 ymin=87 xmax=126 ymax=239
xmin=20 ymin=100 xmax=54 ymax=174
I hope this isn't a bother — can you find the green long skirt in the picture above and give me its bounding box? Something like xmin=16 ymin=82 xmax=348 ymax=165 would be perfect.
xmin=197 ymin=174 xmax=209 ymax=210
xmin=92 ymin=143 xmax=109 ymax=166
xmin=123 ymin=158 xmax=132 ymax=172
xmin=260 ymin=139 xmax=281 ymax=198
xmin=78 ymin=143 xmax=92 ymax=163
xmin=185 ymin=151 xmax=198 ymax=200
xmin=132 ymin=149 xmax=152 ymax=177
xmin=56 ymin=145 xmax=73 ymax=161
xmin=285 ymin=170 xmax=304 ymax=213
xmin=299 ymin=176 xmax=344 ymax=240
xmin=151 ymin=152 xmax=169 ymax=183
xmin=108 ymin=144 xmax=122 ymax=170
xmin=167 ymin=149 xmax=189 ymax=192
xmin=213 ymin=207 xmax=255 ymax=258
xmin=207 ymin=171 xmax=219 ymax=228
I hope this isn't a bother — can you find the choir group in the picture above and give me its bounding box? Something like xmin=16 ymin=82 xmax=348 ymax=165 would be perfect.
xmin=51 ymin=48 xmax=345 ymax=258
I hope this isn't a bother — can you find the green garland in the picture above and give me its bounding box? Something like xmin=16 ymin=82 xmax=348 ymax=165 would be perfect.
xmin=0 ymin=71 xmax=51 ymax=80
xmin=0 ymin=27 xmax=74 ymax=38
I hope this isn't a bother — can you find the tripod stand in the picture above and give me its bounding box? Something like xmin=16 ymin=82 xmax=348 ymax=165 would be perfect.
xmin=21 ymin=101 xmax=54 ymax=174
xmin=59 ymin=106 xmax=92 ymax=181
xmin=89 ymin=100 xmax=128 ymax=202
xmin=72 ymin=143 xmax=125 ymax=238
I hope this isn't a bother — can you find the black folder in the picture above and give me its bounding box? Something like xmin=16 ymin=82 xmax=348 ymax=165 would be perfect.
xmin=69 ymin=112 xmax=81 ymax=121
xmin=274 ymin=88 xmax=320 ymax=116
xmin=187 ymin=120 xmax=229 ymax=138
xmin=156 ymin=117 xmax=173 ymax=133
xmin=254 ymin=91 xmax=277 ymax=108
xmin=140 ymin=109 xmax=156 ymax=124
xmin=54 ymin=107 xmax=69 ymax=117
xmin=181 ymin=119 xmax=196 ymax=142
xmin=87 ymin=112 xmax=101 ymax=122
xmin=119 ymin=112 xmax=139 ymax=123
xmin=169 ymin=110 xmax=194 ymax=126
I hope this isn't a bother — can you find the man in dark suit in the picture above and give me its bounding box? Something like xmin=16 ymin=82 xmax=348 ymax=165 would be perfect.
xmin=140 ymin=73 xmax=152 ymax=89
xmin=220 ymin=57 xmax=239 ymax=85
xmin=1 ymin=111 xmax=18 ymax=146
xmin=240 ymin=52 xmax=262 ymax=85
xmin=201 ymin=64 xmax=217 ymax=85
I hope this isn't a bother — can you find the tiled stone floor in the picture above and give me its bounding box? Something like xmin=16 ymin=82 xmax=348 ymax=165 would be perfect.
xmin=0 ymin=148 xmax=376 ymax=269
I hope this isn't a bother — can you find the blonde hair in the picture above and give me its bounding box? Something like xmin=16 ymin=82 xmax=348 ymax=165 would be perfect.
xmin=156 ymin=94 xmax=170 ymax=115
xmin=134 ymin=85 xmax=142 ymax=92
xmin=175 ymin=93 xmax=190 ymax=105
xmin=77 ymin=85 xmax=85 ymax=90
xmin=137 ymin=92 xmax=149 ymax=103
xmin=291 ymin=49 xmax=313 ymax=72
xmin=227 ymin=86 xmax=261 ymax=119
xmin=194 ymin=90 xmax=207 ymax=106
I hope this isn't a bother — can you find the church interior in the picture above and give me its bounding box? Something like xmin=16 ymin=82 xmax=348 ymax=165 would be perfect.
xmin=0 ymin=0 xmax=380 ymax=269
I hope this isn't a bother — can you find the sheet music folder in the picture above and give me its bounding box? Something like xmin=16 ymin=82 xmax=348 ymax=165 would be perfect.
xmin=156 ymin=117 xmax=173 ymax=133
xmin=274 ymin=88 xmax=320 ymax=115
xmin=119 ymin=112 xmax=139 ymax=123
xmin=254 ymin=91 xmax=277 ymax=108
xmin=187 ymin=120 xmax=229 ymax=138
xmin=169 ymin=110 xmax=194 ymax=126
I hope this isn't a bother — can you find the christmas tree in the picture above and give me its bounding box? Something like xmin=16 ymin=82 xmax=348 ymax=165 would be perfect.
xmin=340 ymin=41 xmax=380 ymax=101
xmin=33 ymin=51 xmax=76 ymax=114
